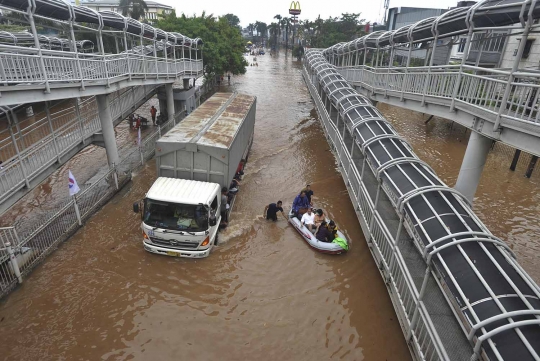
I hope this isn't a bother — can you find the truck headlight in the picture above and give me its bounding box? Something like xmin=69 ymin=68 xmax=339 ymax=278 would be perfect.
xmin=201 ymin=236 xmax=210 ymax=247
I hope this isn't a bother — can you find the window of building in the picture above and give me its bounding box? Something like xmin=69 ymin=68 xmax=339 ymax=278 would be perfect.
xmin=458 ymin=38 xmax=466 ymax=53
xmin=523 ymin=39 xmax=534 ymax=59
xmin=514 ymin=39 xmax=535 ymax=59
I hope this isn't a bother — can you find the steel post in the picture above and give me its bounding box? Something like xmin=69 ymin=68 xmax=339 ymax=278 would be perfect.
xmin=493 ymin=0 xmax=537 ymax=132
xmin=5 ymin=111 xmax=30 ymax=188
xmin=525 ymin=155 xmax=538 ymax=178
xmin=454 ymin=130 xmax=492 ymax=203
xmin=510 ymin=149 xmax=521 ymax=171
xmin=96 ymin=94 xmax=119 ymax=167
xmin=123 ymin=21 xmax=132 ymax=81
xmin=27 ymin=0 xmax=50 ymax=93
xmin=67 ymin=3 xmax=85 ymax=90
xmin=73 ymin=195 xmax=82 ymax=226
xmin=45 ymin=101 xmax=61 ymax=163
xmin=6 ymin=242 xmax=22 ymax=284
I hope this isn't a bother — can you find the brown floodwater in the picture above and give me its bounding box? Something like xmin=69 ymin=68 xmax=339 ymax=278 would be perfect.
xmin=379 ymin=104 xmax=540 ymax=283
xmin=0 ymin=54 xmax=411 ymax=360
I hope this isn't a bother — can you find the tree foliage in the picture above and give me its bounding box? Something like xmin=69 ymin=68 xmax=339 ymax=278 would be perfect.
xmin=118 ymin=0 xmax=148 ymax=20
xmin=156 ymin=11 xmax=247 ymax=77
xmin=223 ymin=13 xmax=241 ymax=28
xmin=273 ymin=12 xmax=365 ymax=49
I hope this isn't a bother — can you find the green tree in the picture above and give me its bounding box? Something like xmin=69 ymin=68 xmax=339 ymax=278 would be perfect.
xmin=247 ymin=23 xmax=255 ymax=37
xmin=118 ymin=0 xmax=148 ymax=20
xmin=223 ymin=13 xmax=241 ymax=28
xmin=156 ymin=11 xmax=248 ymax=78
xmin=273 ymin=15 xmax=282 ymax=49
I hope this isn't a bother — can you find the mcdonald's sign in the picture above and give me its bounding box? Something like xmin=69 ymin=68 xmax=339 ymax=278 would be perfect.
xmin=289 ymin=1 xmax=301 ymax=15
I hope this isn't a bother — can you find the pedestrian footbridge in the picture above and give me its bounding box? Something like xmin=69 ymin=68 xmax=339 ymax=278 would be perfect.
xmin=0 ymin=0 xmax=204 ymax=213
xmin=321 ymin=0 xmax=540 ymax=201
xmin=304 ymin=1 xmax=540 ymax=359
xmin=305 ymin=48 xmax=540 ymax=361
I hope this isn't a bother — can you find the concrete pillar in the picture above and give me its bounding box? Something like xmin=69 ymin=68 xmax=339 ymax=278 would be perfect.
xmin=166 ymin=84 xmax=175 ymax=121
xmin=454 ymin=131 xmax=492 ymax=203
xmin=96 ymin=94 xmax=119 ymax=167
xmin=158 ymin=98 xmax=167 ymax=116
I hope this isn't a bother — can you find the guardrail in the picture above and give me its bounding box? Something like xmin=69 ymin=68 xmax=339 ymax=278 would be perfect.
xmin=0 ymin=165 xmax=130 ymax=299
xmin=338 ymin=64 xmax=540 ymax=131
xmin=0 ymin=45 xmax=203 ymax=89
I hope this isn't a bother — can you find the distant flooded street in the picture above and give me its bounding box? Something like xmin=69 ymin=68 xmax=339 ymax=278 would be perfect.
xmin=0 ymin=53 xmax=411 ymax=361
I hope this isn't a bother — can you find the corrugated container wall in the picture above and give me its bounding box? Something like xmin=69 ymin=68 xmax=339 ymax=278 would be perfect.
xmin=155 ymin=92 xmax=256 ymax=188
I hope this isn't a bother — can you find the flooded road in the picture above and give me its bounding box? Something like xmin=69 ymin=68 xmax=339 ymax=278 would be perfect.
xmin=0 ymin=54 xmax=411 ymax=360
xmin=379 ymin=104 xmax=540 ymax=283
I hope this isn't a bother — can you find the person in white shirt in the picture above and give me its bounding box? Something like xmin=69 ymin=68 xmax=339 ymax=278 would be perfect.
xmin=301 ymin=207 xmax=316 ymax=232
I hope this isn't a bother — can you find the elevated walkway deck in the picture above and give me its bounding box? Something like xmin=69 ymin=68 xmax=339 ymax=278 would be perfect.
xmin=337 ymin=66 xmax=540 ymax=157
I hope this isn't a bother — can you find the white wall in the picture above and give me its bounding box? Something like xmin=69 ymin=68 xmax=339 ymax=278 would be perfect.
xmin=500 ymin=28 xmax=540 ymax=70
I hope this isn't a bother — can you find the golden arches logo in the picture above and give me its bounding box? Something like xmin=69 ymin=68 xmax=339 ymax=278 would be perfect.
xmin=289 ymin=1 xmax=301 ymax=15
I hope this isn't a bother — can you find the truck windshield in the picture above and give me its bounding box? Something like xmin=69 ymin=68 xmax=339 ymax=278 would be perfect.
xmin=143 ymin=199 xmax=208 ymax=232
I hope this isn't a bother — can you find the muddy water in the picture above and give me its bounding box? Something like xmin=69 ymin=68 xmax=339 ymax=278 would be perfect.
xmin=379 ymin=104 xmax=540 ymax=284
xmin=0 ymin=54 xmax=411 ymax=360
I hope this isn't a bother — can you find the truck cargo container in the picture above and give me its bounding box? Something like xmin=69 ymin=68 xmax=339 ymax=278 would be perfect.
xmin=133 ymin=92 xmax=256 ymax=258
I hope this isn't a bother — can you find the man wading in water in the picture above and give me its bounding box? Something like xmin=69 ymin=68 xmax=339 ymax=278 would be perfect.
xmin=264 ymin=201 xmax=287 ymax=221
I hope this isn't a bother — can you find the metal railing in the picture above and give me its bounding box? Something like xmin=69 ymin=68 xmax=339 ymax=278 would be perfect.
xmin=0 ymin=84 xmax=159 ymax=205
xmin=337 ymin=64 xmax=540 ymax=130
xmin=0 ymin=165 xmax=130 ymax=299
xmin=0 ymin=46 xmax=203 ymax=89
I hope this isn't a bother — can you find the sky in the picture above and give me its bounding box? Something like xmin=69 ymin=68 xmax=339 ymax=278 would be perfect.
xmin=157 ymin=0 xmax=459 ymax=27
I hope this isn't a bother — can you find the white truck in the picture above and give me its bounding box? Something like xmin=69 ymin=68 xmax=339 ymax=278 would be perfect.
xmin=133 ymin=92 xmax=256 ymax=258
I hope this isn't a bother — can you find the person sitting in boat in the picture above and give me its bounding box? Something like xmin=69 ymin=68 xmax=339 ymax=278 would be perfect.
xmin=301 ymin=184 xmax=314 ymax=206
xmin=301 ymin=207 xmax=316 ymax=232
xmin=328 ymin=220 xmax=338 ymax=239
xmin=315 ymin=221 xmax=333 ymax=243
xmin=292 ymin=191 xmax=309 ymax=218
xmin=314 ymin=209 xmax=325 ymax=227
xmin=264 ymin=201 xmax=286 ymax=221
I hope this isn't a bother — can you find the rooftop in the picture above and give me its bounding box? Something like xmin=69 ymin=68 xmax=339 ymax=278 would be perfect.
xmin=161 ymin=92 xmax=256 ymax=149
xmin=146 ymin=178 xmax=220 ymax=205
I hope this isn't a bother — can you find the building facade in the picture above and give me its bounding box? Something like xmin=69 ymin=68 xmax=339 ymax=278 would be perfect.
xmin=80 ymin=0 xmax=173 ymax=23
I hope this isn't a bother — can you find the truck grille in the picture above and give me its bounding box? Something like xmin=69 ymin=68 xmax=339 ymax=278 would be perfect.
xmin=149 ymin=237 xmax=199 ymax=250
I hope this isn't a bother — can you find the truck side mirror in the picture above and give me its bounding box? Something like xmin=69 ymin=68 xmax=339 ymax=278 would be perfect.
xmin=133 ymin=202 xmax=139 ymax=213
xmin=209 ymin=214 xmax=217 ymax=227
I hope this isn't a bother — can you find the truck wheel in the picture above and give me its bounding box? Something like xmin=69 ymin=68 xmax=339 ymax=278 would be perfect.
xmin=214 ymin=234 xmax=219 ymax=246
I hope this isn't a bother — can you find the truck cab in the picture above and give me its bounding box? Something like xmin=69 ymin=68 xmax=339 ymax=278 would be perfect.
xmin=134 ymin=178 xmax=221 ymax=258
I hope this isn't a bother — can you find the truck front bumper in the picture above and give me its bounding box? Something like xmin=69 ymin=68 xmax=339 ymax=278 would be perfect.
xmin=143 ymin=241 xmax=211 ymax=258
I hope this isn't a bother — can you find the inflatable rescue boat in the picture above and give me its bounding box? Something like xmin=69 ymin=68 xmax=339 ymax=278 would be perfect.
xmin=288 ymin=209 xmax=349 ymax=254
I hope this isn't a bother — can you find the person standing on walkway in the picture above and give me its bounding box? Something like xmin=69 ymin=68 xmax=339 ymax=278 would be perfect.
xmin=150 ymin=106 xmax=157 ymax=126
xmin=228 ymin=74 xmax=231 ymax=85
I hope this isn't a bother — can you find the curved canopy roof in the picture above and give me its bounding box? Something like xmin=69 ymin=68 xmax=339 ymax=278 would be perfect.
xmin=305 ymin=47 xmax=540 ymax=361
xmin=0 ymin=0 xmax=203 ymax=48
xmin=322 ymin=0 xmax=540 ymax=54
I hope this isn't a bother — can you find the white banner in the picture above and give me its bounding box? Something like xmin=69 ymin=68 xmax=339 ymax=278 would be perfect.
xmin=68 ymin=170 xmax=80 ymax=196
